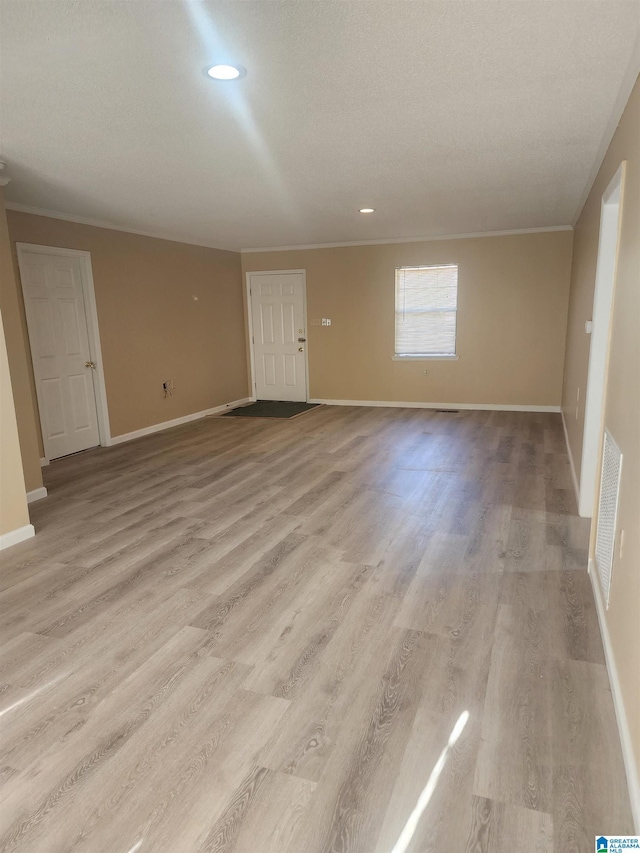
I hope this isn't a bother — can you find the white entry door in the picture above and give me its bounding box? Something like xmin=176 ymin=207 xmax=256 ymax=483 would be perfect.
xmin=248 ymin=271 xmax=308 ymax=402
xmin=19 ymin=248 xmax=101 ymax=460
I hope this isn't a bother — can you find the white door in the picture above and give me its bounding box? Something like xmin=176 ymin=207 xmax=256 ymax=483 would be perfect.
xmin=579 ymin=164 xmax=624 ymax=517
xmin=19 ymin=250 xmax=101 ymax=460
xmin=248 ymin=271 xmax=308 ymax=402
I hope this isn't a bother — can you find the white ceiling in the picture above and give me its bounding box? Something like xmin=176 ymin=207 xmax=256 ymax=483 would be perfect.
xmin=1 ymin=1 xmax=639 ymax=251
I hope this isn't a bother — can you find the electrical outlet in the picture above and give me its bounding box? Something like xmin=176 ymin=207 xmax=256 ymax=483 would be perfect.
xmin=424 ymin=368 xmax=430 ymax=377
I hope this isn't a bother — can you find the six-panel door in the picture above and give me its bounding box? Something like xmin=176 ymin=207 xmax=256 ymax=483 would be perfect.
xmin=249 ymin=272 xmax=307 ymax=402
xmin=20 ymin=250 xmax=101 ymax=460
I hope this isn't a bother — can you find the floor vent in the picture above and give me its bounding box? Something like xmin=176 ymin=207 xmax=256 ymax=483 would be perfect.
xmin=595 ymin=428 xmax=622 ymax=608
xmin=435 ymin=409 xmax=460 ymax=414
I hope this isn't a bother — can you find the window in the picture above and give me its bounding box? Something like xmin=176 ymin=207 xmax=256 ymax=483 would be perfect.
xmin=394 ymin=264 xmax=458 ymax=358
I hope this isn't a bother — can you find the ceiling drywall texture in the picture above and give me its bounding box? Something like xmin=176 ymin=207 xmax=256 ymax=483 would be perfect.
xmin=1 ymin=0 xmax=639 ymax=251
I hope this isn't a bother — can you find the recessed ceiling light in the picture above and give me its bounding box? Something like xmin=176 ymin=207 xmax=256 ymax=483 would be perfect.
xmin=206 ymin=64 xmax=245 ymax=80
xmin=359 ymin=208 xmax=375 ymax=213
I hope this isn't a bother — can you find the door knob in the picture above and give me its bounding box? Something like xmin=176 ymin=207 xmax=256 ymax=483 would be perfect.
xmin=85 ymin=361 xmax=96 ymax=369
xmin=298 ymin=347 xmax=304 ymax=352
xmin=297 ymin=337 xmax=306 ymax=342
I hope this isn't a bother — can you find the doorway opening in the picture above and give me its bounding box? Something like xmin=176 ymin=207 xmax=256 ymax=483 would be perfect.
xmin=579 ymin=163 xmax=625 ymax=517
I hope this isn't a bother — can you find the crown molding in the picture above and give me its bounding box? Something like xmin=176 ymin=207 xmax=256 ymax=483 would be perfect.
xmin=572 ymin=43 xmax=640 ymax=226
xmin=3 ymin=201 xmax=574 ymax=255
xmin=240 ymin=225 xmax=573 ymax=253
xmin=4 ymin=202 xmax=236 ymax=253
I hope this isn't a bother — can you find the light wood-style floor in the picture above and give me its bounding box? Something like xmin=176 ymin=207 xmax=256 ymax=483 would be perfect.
xmin=0 ymin=406 xmax=633 ymax=852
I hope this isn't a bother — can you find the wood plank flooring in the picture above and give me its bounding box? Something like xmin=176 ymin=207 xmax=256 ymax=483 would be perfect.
xmin=0 ymin=405 xmax=633 ymax=852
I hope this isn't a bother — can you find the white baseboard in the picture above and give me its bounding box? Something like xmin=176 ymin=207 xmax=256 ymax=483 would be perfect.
xmin=561 ymin=408 xmax=581 ymax=511
xmin=0 ymin=523 xmax=35 ymax=551
xmin=109 ymin=397 xmax=253 ymax=445
xmin=40 ymin=457 xmax=49 ymax=467
xmin=308 ymin=398 xmax=561 ymax=413
xmin=27 ymin=487 xmax=48 ymax=503
xmin=589 ymin=558 xmax=640 ymax=831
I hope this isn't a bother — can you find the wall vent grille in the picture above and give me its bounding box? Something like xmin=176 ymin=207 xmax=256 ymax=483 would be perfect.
xmin=595 ymin=428 xmax=622 ymax=607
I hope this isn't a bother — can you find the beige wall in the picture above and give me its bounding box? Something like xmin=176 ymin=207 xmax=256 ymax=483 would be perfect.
xmin=0 ymin=190 xmax=43 ymax=492
xmin=6 ymin=212 xmax=249 ymax=441
xmin=242 ymin=230 xmax=574 ymax=407
xmin=0 ymin=311 xmax=31 ymax=538
xmin=562 ymin=77 xmax=640 ymax=782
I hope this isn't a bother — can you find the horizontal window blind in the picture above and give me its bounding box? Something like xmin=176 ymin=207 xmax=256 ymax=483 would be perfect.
xmin=395 ymin=264 xmax=458 ymax=355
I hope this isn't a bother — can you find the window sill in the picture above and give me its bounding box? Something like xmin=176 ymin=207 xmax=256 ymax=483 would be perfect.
xmin=392 ymin=354 xmax=459 ymax=361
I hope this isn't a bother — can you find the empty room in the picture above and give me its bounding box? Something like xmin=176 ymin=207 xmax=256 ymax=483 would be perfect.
xmin=0 ymin=1 xmax=639 ymax=851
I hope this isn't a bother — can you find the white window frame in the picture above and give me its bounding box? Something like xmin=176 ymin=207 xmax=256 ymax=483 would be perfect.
xmin=392 ymin=264 xmax=460 ymax=361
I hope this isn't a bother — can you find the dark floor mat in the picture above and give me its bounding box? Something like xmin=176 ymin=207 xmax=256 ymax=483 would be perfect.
xmin=221 ymin=400 xmax=321 ymax=419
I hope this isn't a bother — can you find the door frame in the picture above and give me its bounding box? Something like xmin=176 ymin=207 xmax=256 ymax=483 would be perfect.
xmin=245 ymin=269 xmax=310 ymax=402
xmin=578 ymin=162 xmax=625 ymax=517
xmin=16 ymin=243 xmax=112 ymax=459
